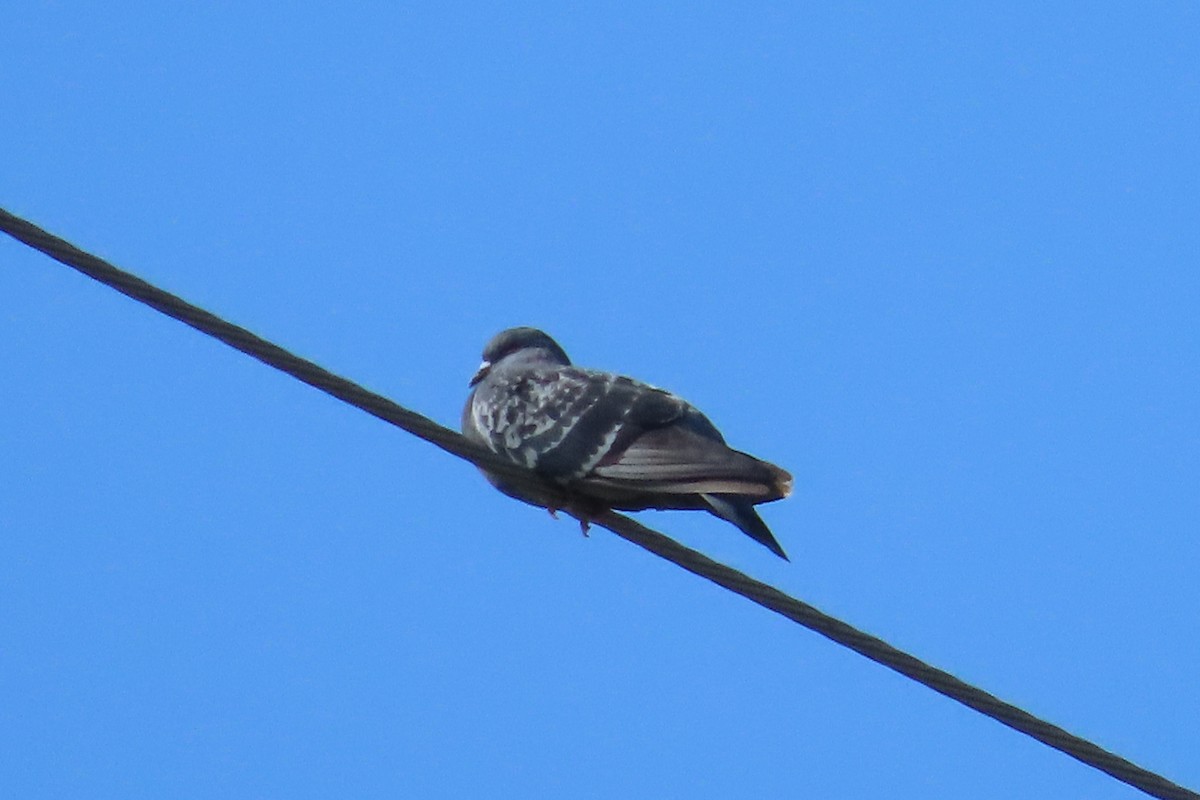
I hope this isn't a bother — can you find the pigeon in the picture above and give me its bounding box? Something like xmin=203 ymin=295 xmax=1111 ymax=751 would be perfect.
xmin=461 ymin=327 xmax=793 ymax=559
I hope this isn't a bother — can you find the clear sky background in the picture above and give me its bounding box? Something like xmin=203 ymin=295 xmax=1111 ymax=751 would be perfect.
xmin=2 ymin=4 xmax=1198 ymax=798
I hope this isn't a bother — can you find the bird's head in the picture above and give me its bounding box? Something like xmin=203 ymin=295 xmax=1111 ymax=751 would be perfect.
xmin=470 ymin=327 xmax=572 ymax=386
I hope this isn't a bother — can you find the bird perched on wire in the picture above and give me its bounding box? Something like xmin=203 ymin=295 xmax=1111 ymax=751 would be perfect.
xmin=461 ymin=327 xmax=793 ymax=559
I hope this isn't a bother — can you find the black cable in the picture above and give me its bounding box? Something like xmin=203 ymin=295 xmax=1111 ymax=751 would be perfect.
xmin=2 ymin=207 xmax=1195 ymax=800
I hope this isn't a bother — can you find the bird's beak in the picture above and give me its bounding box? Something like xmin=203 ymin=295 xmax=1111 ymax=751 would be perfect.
xmin=469 ymin=361 xmax=491 ymax=387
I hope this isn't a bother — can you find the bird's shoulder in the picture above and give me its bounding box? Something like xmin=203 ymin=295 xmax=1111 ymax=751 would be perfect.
xmin=471 ymin=360 xmax=704 ymax=456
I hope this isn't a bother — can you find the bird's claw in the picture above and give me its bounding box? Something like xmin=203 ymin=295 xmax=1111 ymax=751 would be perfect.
xmin=546 ymin=503 xmax=590 ymax=536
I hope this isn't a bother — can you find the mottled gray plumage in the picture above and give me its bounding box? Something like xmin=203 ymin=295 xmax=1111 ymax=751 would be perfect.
xmin=462 ymin=327 xmax=792 ymax=559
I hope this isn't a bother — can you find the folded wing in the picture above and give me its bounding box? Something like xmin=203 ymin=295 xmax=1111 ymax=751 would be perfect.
xmin=584 ymin=405 xmax=792 ymax=501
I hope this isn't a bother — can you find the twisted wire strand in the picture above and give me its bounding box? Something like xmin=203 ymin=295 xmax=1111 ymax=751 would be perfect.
xmin=2 ymin=207 xmax=1194 ymax=800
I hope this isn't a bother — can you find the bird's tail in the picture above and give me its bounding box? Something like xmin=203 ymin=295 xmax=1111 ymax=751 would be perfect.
xmin=701 ymin=493 xmax=789 ymax=561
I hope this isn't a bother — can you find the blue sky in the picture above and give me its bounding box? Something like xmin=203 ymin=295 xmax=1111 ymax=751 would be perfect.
xmin=2 ymin=4 xmax=1198 ymax=798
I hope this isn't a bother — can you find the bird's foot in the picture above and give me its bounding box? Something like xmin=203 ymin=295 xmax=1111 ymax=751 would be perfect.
xmin=547 ymin=507 xmax=560 ymax=520
xmin=578 ymin=517 xmax=591 ymax=537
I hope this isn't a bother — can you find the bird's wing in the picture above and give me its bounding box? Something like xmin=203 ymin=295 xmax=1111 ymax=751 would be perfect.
xmin=470 ymin=362 xmax=791 ymax=500
xmin=468 ymin=365 xmax=641 ymax=475
xmin=586 ymin=418 xmax=792 ymax=499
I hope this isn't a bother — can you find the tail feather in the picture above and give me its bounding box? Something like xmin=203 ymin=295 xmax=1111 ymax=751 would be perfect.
xmin=701 ymin=493 xmax=789 ymax=561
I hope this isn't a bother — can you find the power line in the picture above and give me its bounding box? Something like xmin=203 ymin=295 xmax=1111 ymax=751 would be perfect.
xmin=2 ymin=206 xmax=1195 ymax=800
